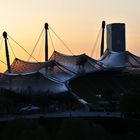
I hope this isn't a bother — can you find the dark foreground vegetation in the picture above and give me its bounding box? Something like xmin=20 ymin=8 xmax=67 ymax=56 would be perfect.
xmin=0 ymin=70 xmax=140 ymax=140
xmin=0 ymin=88 xmax=82 ymax=114
xmin=0 ymin=117 xmax=139 ymax=140
xmin=69 ymin=71 xmax=140 ymax=117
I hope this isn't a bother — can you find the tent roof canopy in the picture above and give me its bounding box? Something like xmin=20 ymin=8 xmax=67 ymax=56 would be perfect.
xmin=100 ymin=49 xmax=140 ymax=69
xmin=1 ymin=50 xmax=140 ymax=93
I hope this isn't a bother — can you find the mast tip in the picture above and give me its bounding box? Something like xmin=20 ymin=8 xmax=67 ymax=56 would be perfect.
xmin=3 ymin=31 xmax=7 ymax=38
xmin=102 ymin=21 xmax=106 ymax=28
xmin=44 ymin=23 xmax=48 ymax=30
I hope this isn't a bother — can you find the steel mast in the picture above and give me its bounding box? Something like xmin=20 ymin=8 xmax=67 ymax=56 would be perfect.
xmin=3 ymin=31 xmax=11 ymax=73
xmin=100 ymin=21 xmax=106 ymax=56
xmin=44 ymin=23 xmax=49 ymax=61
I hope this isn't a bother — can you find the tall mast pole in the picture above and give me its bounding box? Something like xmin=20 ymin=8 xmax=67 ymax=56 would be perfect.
xmin=100 ymin=21 xmax=106 ymax=56
xmin=44 ymin=23 xmax=48 ymax=61
xmin=3 ymin=31 xmax=11 ymax=73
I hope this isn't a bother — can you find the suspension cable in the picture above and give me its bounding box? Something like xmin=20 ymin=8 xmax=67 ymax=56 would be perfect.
xmin=49 ymin=26 xmax=74 ymax=55
xmin=8 ymin=34 xmax=39 ymax=62
xmin=41 ymin=40 xmax=45 ymax=61
xmin=48 ymin=30 xmax=55 ymax=51
xmin=0 ymin=59 xmax=7 ymax=65
xmin=90 ymin=27 xmax=102 ymax=57
xmin=95 ymin=39 xmax=100 ymax=59
xmin=8 ymin=39 xmax=16 ymax=58
xmin=0 ymin=38 xmax=3 ymax=54
xmin=0 ymin=35 xmax=3 ymax=40
xmin=0 ymin=39 xmax=6 ymax=66
xmin=37 ymin=35 xmax=44 ymax=61
xmin=28 ymin=28 xmax=44 ymax=61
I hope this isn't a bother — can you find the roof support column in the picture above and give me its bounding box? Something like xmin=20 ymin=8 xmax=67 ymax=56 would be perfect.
xmin=44 ymin=23 xmax=49 ymax=61
xmin=100 ymin=21 xmax=106 ymax=57
xmin=3 ymin=31 xmax=11 ymax=73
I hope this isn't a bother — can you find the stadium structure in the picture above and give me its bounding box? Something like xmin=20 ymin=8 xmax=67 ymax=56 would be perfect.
xmin=0 ymin=21 xmax=140 ymax=111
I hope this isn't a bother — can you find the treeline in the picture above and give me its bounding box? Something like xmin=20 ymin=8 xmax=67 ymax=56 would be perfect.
xmin=0 ymin=88 xmax=81 ymax=114
xmin=120 ymin=89 xmax=140 ymax=118
xmin=0 ymin=118 xmax=139 ymax=140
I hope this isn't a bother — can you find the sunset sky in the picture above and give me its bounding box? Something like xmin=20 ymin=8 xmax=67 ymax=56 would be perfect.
xmin=0 ymin=0 xmax=140 ymax=71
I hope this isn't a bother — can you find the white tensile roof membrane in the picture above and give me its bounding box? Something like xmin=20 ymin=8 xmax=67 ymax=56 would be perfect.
xmin=49 ymin=51 xmax=103 ymax=73
xmin=1 ymin=50 xmax=140 ymax=93
xmin=100 ymin=50 xmax=140 ymax=68
xmin=8 ymin=58 xmax=75 ymax=83
xmin=2 ymin=51 xmax=102 ymax=93
xmin=0 ymin=72 xmax=68 ymax=94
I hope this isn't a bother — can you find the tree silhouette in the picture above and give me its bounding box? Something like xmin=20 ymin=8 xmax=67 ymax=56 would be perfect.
xmin=120 ymin=89 xmax=140 ymax=117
